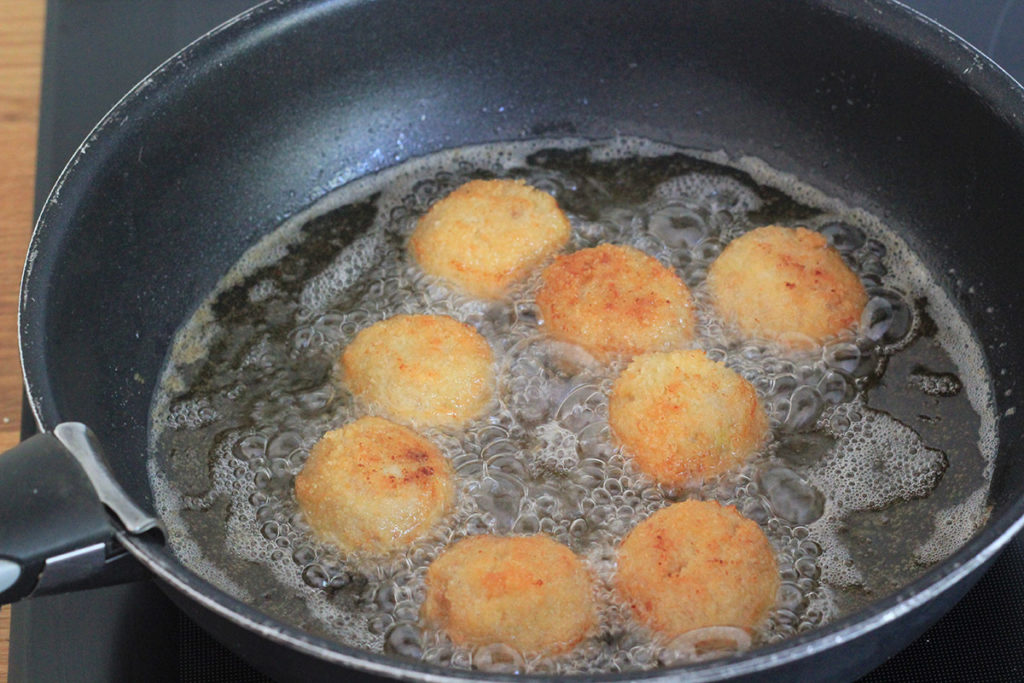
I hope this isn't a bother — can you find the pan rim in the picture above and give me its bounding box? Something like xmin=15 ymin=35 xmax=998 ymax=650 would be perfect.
xmin=119 ymin=505 xmax=1024 ymax=681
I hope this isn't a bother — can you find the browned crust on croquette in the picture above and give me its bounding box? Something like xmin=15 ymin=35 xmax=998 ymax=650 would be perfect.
xmin=409 ymin=179 xmax=572 ymax=299
xmin=536 ymin=244 xmax=697 ymax=360
xmin=294 ymin=417 xmax=455 ymax=554
xmin=421 ymin=534 xmax=597 ymax=655
xmin=340 ymin=314 xmax=495 ymax=427
xmin=608 ymin=350 xmax=768 ymax=487
xmin=706 ymin=225 xmax=867 ymax=349
xmin=616 ymin=500 xmax=779 ymax=637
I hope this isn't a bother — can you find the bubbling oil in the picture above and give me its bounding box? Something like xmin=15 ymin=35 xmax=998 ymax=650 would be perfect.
xmin=148 ymin=137 xmax=996 ymax=674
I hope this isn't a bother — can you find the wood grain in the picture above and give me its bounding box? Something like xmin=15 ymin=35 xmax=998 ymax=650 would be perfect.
xmin=0 ymin=0 xmax=46 ymax=680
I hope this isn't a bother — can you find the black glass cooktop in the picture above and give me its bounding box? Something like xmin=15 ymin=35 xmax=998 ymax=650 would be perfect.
xmin=9 ymin=1 xmax=1024 ymax=681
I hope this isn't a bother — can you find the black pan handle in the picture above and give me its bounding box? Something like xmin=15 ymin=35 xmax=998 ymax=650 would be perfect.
xmin=0 ymin=423 xmax=162 ymax=604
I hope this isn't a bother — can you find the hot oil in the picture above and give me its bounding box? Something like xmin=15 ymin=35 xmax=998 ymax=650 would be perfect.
xmin=147 ymin=137 xmax=997 ymax=674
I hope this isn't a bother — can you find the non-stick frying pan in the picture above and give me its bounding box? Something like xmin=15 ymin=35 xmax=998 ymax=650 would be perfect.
xmin=3 ymin=1 xmax=1024 ymax=681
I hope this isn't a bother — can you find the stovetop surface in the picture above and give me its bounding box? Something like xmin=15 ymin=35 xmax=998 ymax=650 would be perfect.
xmin=10 ymin=1 xmax=1024 ymax=681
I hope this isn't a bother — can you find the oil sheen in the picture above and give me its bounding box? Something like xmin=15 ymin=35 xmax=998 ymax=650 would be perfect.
xmin=147 ymin=137 xmax=997 ymax=674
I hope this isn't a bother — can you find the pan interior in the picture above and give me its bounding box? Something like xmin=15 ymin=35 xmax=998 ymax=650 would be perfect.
xmin=147 ymin=135 xmax=997 ymax=674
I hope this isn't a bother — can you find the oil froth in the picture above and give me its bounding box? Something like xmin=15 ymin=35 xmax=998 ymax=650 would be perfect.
xmin=148 ymin=137 xmax=996 ymax=674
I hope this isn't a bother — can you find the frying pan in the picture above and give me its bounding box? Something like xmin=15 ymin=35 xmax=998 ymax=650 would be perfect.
xmin=3 ymin=0 xmax=1024 ymax=680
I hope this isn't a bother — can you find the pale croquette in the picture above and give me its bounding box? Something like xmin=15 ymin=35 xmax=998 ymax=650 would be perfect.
xmin=294 ymin=417 xmax=455 ymax=554
xmin=608 ymin=350 xmax=768 ymax=487
xmin=408 ymin=179 xmax=572 ymax=299
xmin=536 ymin=244 xmax=697 ymax=360
xmin=706 ymin=225 xmax=867 ymax=349
xmin=616 ymin=500 xmax=779 ymax=638
xmin=341 ymin=314 xmax=494 ymax=427
xmin=421 ymin=534 xmax=597 ymax=655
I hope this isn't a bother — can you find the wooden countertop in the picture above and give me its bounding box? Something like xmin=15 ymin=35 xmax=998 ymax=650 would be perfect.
xmin=0 ymin=0 xmax=46 ymax=680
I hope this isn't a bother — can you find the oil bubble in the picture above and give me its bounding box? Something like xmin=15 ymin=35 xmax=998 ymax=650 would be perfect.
xmin=149 ymin=136 xmax=995 ymax=676
xmin=760 ymin=468 xmax=825 ymax=525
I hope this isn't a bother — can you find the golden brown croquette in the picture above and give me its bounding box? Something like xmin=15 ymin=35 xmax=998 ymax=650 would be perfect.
xmin=294 ymin=417 xmax=455 ymax=554
xmin=608 ymin=350 xmax=768 ymax=487
xmin=706 ymin=225 xmax=867 ymax=349
xmin=408 ymin=179 xmax=572 ymax=299
xmin=340 ymin=314 xmax=495 ymax=428
xmin=421 ymin=534 xmax=597 ymax=655
xmin=536 ymin=244 xmax=697 ymax=360
xmin=616 ymin=500 xmax=779 ymax=638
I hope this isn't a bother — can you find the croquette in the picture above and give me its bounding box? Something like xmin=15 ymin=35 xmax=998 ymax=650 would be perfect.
xmin=616 ymin=500 xmax=779 ymax=638
xmin=608 ymin=350 xmax=768 ymax=487
xmin=536 ymin=244 xmax=697 ymax=360
xmin=706 ymin=225 xmax=867 ymax=349
xmin=421 ymin=534 xmax=597 ymax=655
xmin=408 ymin=179 xmax=572 ymax=299
xmin=294 ymin=417 xmax=455 ymax=554
xmin=341 ymin=314 xmax=494 ymax=427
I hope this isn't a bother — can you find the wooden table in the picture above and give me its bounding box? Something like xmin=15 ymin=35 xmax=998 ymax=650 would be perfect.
xmin=0 ymin=0 xmax=46 ymax=681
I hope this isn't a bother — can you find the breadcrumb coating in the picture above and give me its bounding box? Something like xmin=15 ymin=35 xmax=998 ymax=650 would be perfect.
xmin=537 ymin=244 xmax=696 ymax=360
xmin=707 ymin=225 xmax=867 ymax=349
xmin=341 ymin=314 xmax=494 ymax=427
xmin=409 ymin=179 xmax=571 ymax=299
xmin=421 ymin=534 xmax=597 ymax=655
xmin=616 ymin=500 xmax=778 ymax=637
xmin=295 ymin=417 xmax=455 ymax=554
xmin=609 ymin=350 xmax=768 ymax=487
